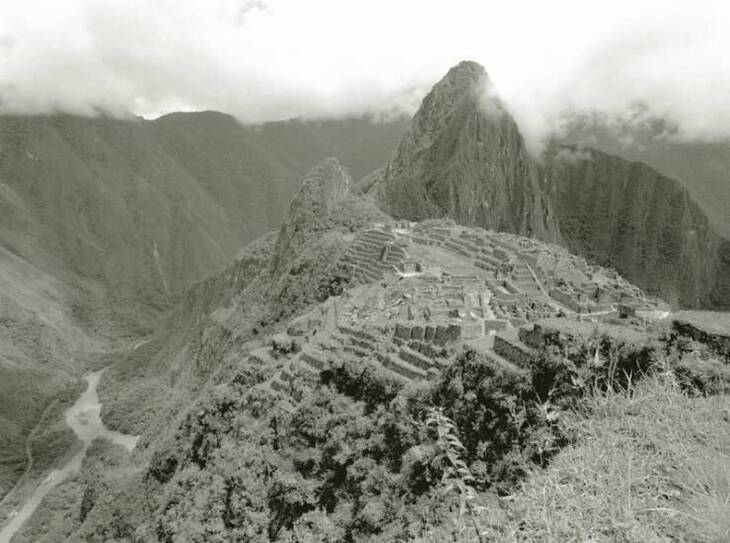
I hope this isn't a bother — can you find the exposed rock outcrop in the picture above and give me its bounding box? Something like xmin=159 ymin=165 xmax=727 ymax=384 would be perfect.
xmin=377 ymin=61 xmax=560 ymax=242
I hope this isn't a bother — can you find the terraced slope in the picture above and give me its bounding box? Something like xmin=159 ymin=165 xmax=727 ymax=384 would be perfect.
xmin=251 ymin=218 xmax=661 ymax=389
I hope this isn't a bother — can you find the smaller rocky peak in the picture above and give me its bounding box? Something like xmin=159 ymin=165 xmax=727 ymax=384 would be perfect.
xmin=270 ymin=157 xmax=354 ymax=274
xmin=295 ymin=156 xmax=352 ymax=207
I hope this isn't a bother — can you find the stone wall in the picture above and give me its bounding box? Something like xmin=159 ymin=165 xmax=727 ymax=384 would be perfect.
xmin=549 ymin=287 xmax=586 ymax=313
xmin=461 ymin=321 xmax=484 ymax=340
xmin=394 ymin=322 xmax=462 ymax=344
xmin=493 ymin=335 xmax=535 ymax=368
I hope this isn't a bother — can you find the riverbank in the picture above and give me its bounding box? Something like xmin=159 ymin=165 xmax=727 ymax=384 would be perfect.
xmin=0 ymin=400 xmax=58 ymax=511
xmin=0 ymin=369 xmax=138 ymax=542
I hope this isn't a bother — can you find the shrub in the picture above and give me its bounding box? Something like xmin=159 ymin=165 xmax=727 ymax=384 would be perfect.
xmin=531 ymin=330 xmax=659 ymax=407
xmin=429 ymin=349 xmax=569 ymax=491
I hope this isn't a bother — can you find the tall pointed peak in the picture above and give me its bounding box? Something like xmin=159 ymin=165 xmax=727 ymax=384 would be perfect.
xmin=432 ymin=60 xmax=492 ymax=99
xmin=412 ymin=60 xmax=500 ymax=127
xmin=444 ymin=60 xmax=488 ymax=84
xmin=377 ymin=61 xmax=560 ymax=242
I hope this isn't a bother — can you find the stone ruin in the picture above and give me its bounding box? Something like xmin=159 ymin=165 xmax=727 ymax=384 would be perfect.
xmin=256 ymin=220 xmax=665 ymax=393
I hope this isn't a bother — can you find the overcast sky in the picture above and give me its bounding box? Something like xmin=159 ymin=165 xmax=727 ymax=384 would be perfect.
xmin=1 ymin=0 xmax=729 ymax=147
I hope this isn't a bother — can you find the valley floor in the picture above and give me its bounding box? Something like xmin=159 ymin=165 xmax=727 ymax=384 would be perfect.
xmin=0 ymin=345 xmax=143 ymax=542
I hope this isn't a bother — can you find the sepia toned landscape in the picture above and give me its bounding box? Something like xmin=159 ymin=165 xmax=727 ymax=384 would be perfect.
xmin=0 ymin=2 xmax=729 ymax=542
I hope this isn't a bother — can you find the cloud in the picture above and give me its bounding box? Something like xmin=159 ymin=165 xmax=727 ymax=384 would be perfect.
xmin=1 ymin=0 xmax=729 ymax=149
xmin=554 ymin=147 xmax=593 ymax=164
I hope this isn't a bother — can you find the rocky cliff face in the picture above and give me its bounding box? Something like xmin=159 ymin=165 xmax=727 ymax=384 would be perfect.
xmin=543 ymin=146 xmax=730 ymax=308
xmin=377 ymin=61 xmax=560 ymax=242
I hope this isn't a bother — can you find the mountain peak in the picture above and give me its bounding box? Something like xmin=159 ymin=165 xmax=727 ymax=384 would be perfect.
xmin=376 ymin=61 xmax=559 ymax=242
xmin=426 ymin=60 xmax=491 ymax=106
xmin=270 ymin=157 xmax=353 ymax=273
xmin=298 ymin=156 xmax=351 ymax=201
xmin=445 ymin=60 xmax=488 ymax=82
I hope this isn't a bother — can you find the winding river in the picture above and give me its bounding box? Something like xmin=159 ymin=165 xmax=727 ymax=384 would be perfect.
xmin=0 ymin=369 xmax=139 ymax=542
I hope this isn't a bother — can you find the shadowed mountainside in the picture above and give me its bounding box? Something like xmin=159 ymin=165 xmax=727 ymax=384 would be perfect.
xmin=559 ymin=113 xmax=730 ymax=238
xmin=0 ymin=113 xmax=405 ymax=500
xmin=543 ymin=145 xmax=730 ymax=308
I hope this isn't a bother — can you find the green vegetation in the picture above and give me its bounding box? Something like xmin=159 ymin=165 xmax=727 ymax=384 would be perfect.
xmin=545 ymin=145 xmax=730 ymax=309
xmin=43 ymin=320 xmax=726 ymax=542
xmin=5 ymin=94 xmax=730 ymax=541
xmin=419 ymin=375 xmax=730 ymax=542
xmin=137 ymin=349 xmax=564 ymax=541
xmin=50 ymin=168 xmax=728 ymax=541
xmin=12 ymin=438 xmax=145 ymax=543
xmin=15 ymin=348 xmax=729 ymax=542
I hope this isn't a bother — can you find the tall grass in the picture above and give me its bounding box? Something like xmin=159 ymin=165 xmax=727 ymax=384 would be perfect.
xmin=418 ymin=374 xmax=730 ymax=542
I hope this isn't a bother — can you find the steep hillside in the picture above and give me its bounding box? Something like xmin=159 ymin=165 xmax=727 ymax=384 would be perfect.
xmin=376 ymin=61 xmax=559 ymax=242
xmin=543 ymin=146 xmax=730 ymax=308
xmin=560 ymin=114 xmax=730 ymax=238
xmin=0 ymin=114 xmax=290 ymax=307
xmin=0 ymin=113 xmax=401 ymax=503
xmin=0 ymin=113 xmax=406 ymax=309
xmin=0 ymin=247 xmax=102 ymax=498
xmin=97 ymin=158 xmax=386 ymax=438
xmin=0 ymin=113 xmax=298 ymax=497
xmin=3 ymin=62 xmax=729 ymax=539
